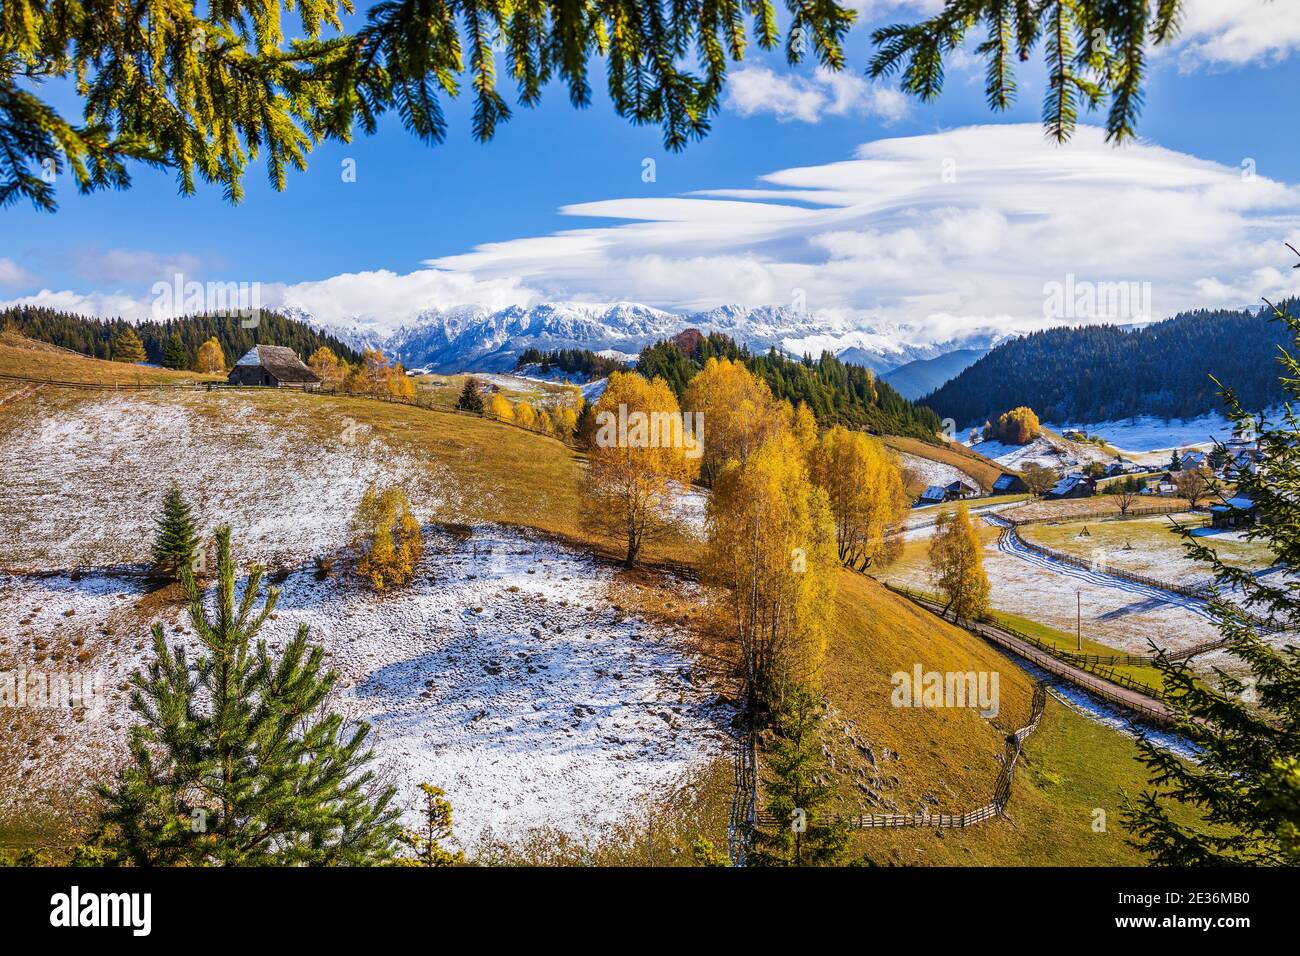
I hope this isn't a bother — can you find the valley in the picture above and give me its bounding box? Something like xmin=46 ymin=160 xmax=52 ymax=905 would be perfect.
xmin=0 ymin=337 xmax=1216 ymax=866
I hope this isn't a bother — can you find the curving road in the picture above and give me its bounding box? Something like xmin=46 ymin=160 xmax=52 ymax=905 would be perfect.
xmin=982 ymin=514 xmax=1219 ymax=623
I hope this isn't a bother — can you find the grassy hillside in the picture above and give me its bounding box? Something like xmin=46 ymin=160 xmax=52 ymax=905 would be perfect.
xmin=822 ymin=571 xmax=1193 ymax=865
xmin=0 ymin=332 xmax=222 ymax=386
xmin=0 ymin=351 xmax=1190 ymax=865
xmin=882 ymin=434 xmax=1007 ymax=490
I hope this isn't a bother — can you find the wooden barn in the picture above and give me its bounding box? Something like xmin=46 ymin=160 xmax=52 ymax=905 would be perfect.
xmin=1045 ymin=473 xmax=1096 ymax=500
xmin=992 ymin=473 xmax=1027 ymax=494
xmin=945 ymin=479 xmax=979 ymax=500
xmin=1210 ymin=496 xmax=1258 ymax=529
xmin=228 ymin=345 xmax=320 ymax=389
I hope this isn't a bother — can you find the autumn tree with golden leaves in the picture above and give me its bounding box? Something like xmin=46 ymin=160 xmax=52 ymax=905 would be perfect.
xmin=580 ymin=371 xmax=696 ymax=568
xmin=706 ymin=431 xmax=838 ymax=707
xmin=683 ymin=357 xmax=788 ymax=484
xmin=488 ymin=392 xmax=514 ymax=422
xmin=928 ymin=504 xmax=990 ymax=622
xmin=809 ymin=426 xmax=909 ymax=572
xmin=307 ymin=346 xmax=349 ymax=390
xmin=194 ymin=337 xmax=226 ymax=375
xmin=351 ymin=483 xmax=423 ymax=591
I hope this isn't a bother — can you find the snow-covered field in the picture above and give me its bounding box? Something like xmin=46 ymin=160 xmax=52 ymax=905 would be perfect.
xmin=0 ymin=392 xmax=445 ymax=570
xmin=881 ymin=523 xmax=1224 ymax=657
xmin=896 ymin=451 xmax=977 ymax=490
xmin=968 ymin=434 xmax=1111 ymax=471
xmin=0 ymin=391 xmax=732 ymax=851
xmin=1046 ymin=412 xmax=1241 ymax=454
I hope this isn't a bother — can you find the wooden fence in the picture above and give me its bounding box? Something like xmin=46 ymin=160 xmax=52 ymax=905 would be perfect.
xmin=1003 ymin=524 xmax=1284 ymax=636
xmin=1007 ymin=524 xmax=1213 ymax=600
xmin=1004 ymin=503 xmax=1191 ymax=527
xmin=882 ymin=583 xmax=1173 ymax=723
xmin=728 ymin=720 xmax=759 ymax=865
xmin=754 ymin=684 xmax=1048 ymax=832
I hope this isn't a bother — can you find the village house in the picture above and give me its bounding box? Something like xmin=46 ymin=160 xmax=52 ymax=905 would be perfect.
xmin=228 ymin=345 xmax=321 ymax=389
xmin=1045 ymin=473 xmax=1096 ymax=500
xmin=945 ymin=479 xmax=980 ymax=500
xmin=992 ymin=472 xmax=1028 ymax=494
xmin=1210 ymin=495 xmax=1259 ymax=529
xmin=917 ymin=485 xmax=948 ymax=506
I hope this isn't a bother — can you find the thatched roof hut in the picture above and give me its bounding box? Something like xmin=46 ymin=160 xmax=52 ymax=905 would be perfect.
xmin=228 ymin=345 xmax=320 ymax=389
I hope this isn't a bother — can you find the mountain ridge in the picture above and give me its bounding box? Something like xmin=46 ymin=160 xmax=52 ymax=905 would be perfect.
xmin=288 ymin=300 xmax=1002 ymax=374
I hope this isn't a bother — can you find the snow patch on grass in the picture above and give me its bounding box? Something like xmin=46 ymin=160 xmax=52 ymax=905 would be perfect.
xmin=896 ymin=451 xmax=975 ymax=490
xmin=0 ymin=392 xmax=444 ymax=571
xmin=0 ymin=529 xmax=733 ymax=850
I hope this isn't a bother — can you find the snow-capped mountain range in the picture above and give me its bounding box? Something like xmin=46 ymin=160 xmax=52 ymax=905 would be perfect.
xmin=282 ymin=301 xmax=1004 ymax=375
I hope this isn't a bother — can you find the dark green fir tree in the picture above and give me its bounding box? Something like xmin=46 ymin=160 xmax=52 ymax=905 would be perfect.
xmin=456 ymin=377 xmax=485 ymax=414
xmin=90 ymin=525 xmax=401 ymax=865
xmin=151 ymin=484 xmax=200 ymax=581
xmin=748 ymin=685 xmax=849 ymax=866
xmin=162 ymin=333 xmax=188 ymax=369
xmin=1124 ymin=297 xmax=1300 ymax=867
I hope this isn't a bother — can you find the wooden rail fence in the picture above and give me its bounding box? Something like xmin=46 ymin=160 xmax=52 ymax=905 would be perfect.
xmin=754 ymin=684 xmax=1048 ymax=831
xmin=882 ymin=583 xmax=1174 ymax=724
xmin=1007 ymin=524 xmax=1214 ymax=600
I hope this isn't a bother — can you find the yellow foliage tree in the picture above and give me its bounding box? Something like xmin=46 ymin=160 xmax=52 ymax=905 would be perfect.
xmin=351 ymin=483 xmax=423 ymax=591
xmin=488 ymin=392 xmax=514 ymax=422
xmin=580 ymin=371 xmax=696 ymax=568
xmin=513 ymin=401 xmax=539 ymax=430
xmin=809 ymin=426 xmax=909 ymax=571
xmin=706 ymin=431 xmax=838 ymax=704
xmin=349 ymin=349 xmax=414 ymax=400
xmin=927 ymin=504 xmax=991 ymax=622
xmin=683 ymin=356 xmax=787 ymax=484
xmin=307 ymin=346 xmax=349 ymax=390
xmin=792 ymin=400 xmax=819 ymax=453
xmin=194 ymin=337 xmax=226 ymax=374
xmin=984 ymin=406 xmax=1041 ymax=445
xmin=549 ymin=404 xmax=578 ymax=438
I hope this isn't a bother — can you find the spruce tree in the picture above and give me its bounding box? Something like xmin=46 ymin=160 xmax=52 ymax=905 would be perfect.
xmin=162 ymin=333 xmax=188 ymax=369
xmin=1123 ymin=298 xmax=1300 ymax=867
xmin=456 ymin=377 xmax=485 ymax=414
xmin=91 ymin=525 xmax=401 ymax=865
xmin=150 ymin=485 xmax=200 ymax=581
xmin=748 ymin=686 xmax=849 ymax=866
xmin=7 ymin=2 xmax=1182 ymax=211
xmin=111 ymin=325 xmax=146 ymax=363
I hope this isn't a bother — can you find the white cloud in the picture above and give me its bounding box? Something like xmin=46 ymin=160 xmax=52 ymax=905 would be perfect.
xmin=6 ymin=124 xmax=1298 ymax=344
xmin=726 ymin=66 xmax=909 ymax=124
xmin=1172 ymin=0 xmax=1300 ymax=67
xmin=0 ymin=258 xmax=38 ymax=287
xmin=70 ymin=248 xmax=205 ymax=284
xmin=428 ymin=124 xmax=1300 ymax=339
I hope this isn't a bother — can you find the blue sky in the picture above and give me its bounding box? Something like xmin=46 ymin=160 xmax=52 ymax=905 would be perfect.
xmin=4 ymin=0 xmax=1300 ymax=342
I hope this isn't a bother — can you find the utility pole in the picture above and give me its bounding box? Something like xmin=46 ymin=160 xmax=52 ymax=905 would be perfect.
xmin=1077 ymin=590 xmax=1082 ymax=652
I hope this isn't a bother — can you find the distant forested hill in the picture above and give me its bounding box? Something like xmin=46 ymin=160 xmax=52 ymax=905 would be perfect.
xmin=637 ymin=330 xmax=944 ymax=441
xmin=923 ymin=304 xmax=1293 ymax=425
xmin=0 ymin=307 xmax=361 ymax=370
xmin=882 ymin=348 xmax=989 ymax=400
